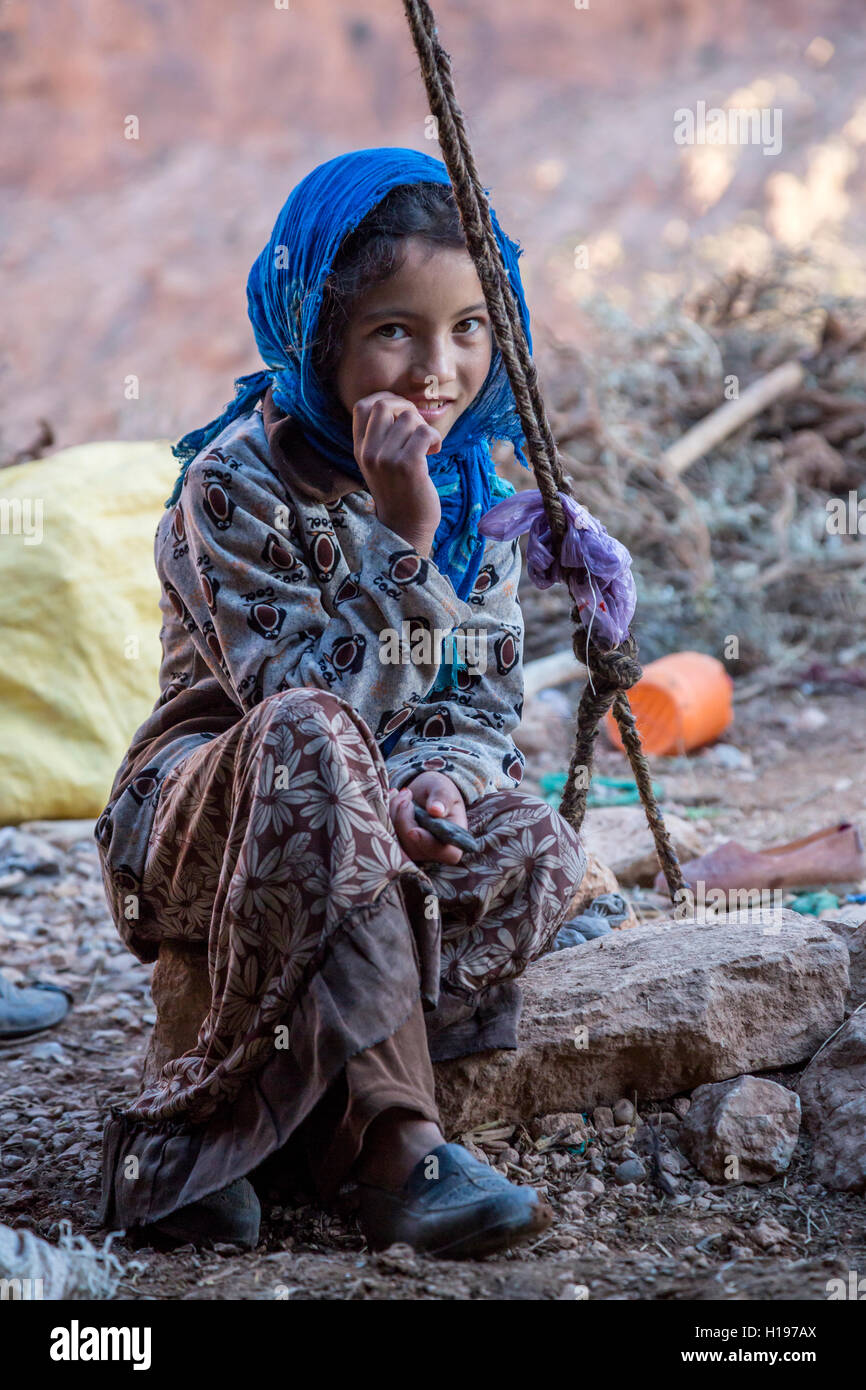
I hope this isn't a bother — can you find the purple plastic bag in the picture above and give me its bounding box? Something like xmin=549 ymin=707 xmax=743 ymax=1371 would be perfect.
xmin=478 ymin=489 xmax=636 ymax=648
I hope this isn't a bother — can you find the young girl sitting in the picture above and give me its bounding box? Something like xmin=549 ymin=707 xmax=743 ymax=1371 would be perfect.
xmin=95 ymin=147 xmax=586 ymax=1260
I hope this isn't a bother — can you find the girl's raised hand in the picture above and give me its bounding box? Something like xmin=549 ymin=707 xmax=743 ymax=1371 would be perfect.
xmin=351 ymin=391 xmax=443 ymax=556
xmin=387 ymin=772 xmax=468 ymax=866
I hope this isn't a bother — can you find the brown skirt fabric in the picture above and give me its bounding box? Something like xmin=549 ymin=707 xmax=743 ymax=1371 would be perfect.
xmin=96 ymin=688 xmax=586 ymax=1229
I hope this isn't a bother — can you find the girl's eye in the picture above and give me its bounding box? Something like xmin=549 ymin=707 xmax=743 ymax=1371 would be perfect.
xmin=455 ymin=317 xmax=483 ymax=334
xmin=375 ymin=323 xmax=408 ymax=340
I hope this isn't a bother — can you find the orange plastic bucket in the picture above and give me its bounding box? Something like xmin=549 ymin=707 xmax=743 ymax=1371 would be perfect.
xmin=603 ymin=651 xmax=733 ymax=757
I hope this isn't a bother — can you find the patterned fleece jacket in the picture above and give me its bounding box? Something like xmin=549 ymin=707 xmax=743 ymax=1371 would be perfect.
xmin=100 ymin=389 xmax=527 ymax=838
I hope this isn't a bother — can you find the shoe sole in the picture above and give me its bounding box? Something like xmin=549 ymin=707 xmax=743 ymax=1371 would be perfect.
xmin=425 ymin=1199 xmax=554 ymax=1260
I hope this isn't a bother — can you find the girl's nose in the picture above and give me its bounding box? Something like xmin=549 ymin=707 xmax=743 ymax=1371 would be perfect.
xmin=412 ymin=337 xmax=457 ymax=391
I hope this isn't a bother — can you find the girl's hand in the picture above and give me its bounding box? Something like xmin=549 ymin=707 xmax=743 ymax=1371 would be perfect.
xmin=351 ymin=391 xmax=442 ymax=556
xmin=387 ymin=772 xmax=468 ymax=865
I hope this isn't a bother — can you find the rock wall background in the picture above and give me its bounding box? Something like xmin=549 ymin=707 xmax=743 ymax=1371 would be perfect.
xmin=2 ymin=0 xmax=865 ymax=456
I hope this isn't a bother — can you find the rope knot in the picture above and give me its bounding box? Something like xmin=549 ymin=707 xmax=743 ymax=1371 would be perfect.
xmin=571 ymin=623 xmax=643 ymax=691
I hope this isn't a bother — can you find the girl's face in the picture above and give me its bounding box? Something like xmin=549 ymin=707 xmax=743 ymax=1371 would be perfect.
xmin=334 ymin=236 xmax=493 ymax=442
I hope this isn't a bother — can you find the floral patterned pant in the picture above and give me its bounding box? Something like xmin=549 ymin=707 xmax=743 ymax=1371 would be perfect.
xmin=100 ymin=687 xmax=585 ymax=1152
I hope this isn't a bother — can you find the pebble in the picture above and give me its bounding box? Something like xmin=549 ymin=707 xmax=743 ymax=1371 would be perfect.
xmin=700 ymin=743 xmax=753 ymax=770
xmin=575 ymin=1173 xmax=605 ymax=1196
xmin=562 ymin=1190 xmax=595 ymax=1209
xmin=608 ymin=1142 xmax=639 ymax=1162
xmin=601 ymin=1124 xmax=632 ymax=1146
xmin=588 ymin=1152 xmax=605 ymax=1175
xmin=592 ymin=1106 xmax=615 ymax=1132
xmin=614 ymin=1158 xmax=647 ymax=1186
xmin=613 ymin=1098 xmax=635 ymax=1126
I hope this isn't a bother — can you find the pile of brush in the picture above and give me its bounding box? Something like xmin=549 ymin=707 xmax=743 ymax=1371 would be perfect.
xmin=513 ymin=251 xmax=866 ymax=681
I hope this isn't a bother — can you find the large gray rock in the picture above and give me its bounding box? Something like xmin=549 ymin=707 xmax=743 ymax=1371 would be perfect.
xmin=678 ymin=1075 xmax=801 ymax=1183
xmin=142 ymin=913 xmax=849 ymax=1141
xmin=821 ymin=906 xmax=866 ymax=1009
xmin=799 ymin=1011 xmax=866 ymax=1193
xmin=434 ymin=911 xmax=848 ymax=1133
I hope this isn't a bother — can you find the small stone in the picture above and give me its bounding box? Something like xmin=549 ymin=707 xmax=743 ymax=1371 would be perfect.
xmin=617 ymin=1182 xmax=638 ymax=1196
xmin=28 ymin=1041 xmax=70 ymax=1065
xmin=679 ymin=1076 xmax=801 ymax=1184
xmin=601 ymin=1124 xmax=631 ymax=1145
xmin=658 ymin=1150 xmax=681 ymax=1175
xmin=613 ymin=1098 xmax=635 ymax=1126
xmin=374 ymin=1243 xmax=417 ymax=1274
xmin=608 ymin=1143 xmax=638 ymax=1162
xmin=592 ymin=1106 xmax=615 ymax=1133
xmin=700 ymin=744 xmax=753 ymax=770
xmin=588 ymin=1152 xmax=605 ymax=1174
xmin=614 ymin=1158 xmax=647 ymax=1186
xmin=575 ymin=1173 xmax=604 ymax=1196
xmin=672 ymin=1097 xmax=691 ymax=1119
xmin=529 ymin=1112 xmax=589 ymax=1147
xmin=562 ymin=1190 xmax=595 ymax=1208
xmin=750 ymin=1218 xmax=791 ymax=1251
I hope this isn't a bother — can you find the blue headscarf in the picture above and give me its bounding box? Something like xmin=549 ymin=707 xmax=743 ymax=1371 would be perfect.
xmin=166 ymin=146 xmax=532 ymax=600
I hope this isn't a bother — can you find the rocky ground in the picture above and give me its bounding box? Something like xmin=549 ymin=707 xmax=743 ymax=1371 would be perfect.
xmin=0 ymin=681 xmax=863 ymax=1301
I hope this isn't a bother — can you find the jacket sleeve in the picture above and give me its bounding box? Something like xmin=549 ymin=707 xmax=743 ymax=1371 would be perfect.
xmin=157 ymin=450 xmax=476 ymax=731
xmin=384 ymin=534 xmax=527 ymax=807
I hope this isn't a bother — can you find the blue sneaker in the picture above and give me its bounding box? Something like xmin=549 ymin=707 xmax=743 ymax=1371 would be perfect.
xmin=358 ymin=1142 xmax=553 ymax=1259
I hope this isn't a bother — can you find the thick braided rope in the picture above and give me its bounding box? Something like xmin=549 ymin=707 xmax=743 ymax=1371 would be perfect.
xmin=403 ymin=0 xmax=686 ymax=900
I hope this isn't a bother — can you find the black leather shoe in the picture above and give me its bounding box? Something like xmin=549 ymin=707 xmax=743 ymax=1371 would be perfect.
xmin=358 ymin=1143 xmax=553 ymax=1259
xmin=143 ymin=1177 xmax=261 ymax=1250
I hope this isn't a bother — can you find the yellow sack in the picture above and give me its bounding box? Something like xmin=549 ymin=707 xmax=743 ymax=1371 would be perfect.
xmin=0 ymin=440 xmax=179 ymax=824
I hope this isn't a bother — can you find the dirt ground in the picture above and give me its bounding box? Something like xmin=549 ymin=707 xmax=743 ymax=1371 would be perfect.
xmin=1 ymin=680 xmax=863 ymax=1302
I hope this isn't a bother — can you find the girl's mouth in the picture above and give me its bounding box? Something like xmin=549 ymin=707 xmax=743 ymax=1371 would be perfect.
xmin=415 ymin=400 xmax=452 ymax=420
